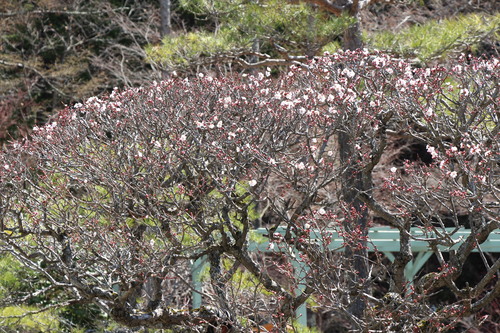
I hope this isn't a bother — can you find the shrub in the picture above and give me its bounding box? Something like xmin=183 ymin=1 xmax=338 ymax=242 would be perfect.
xmin=1 ymin=50 xmax=499 ymax=331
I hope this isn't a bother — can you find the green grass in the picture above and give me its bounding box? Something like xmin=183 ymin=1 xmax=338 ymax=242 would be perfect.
xmin=366 ymin=13 xmax=500 ymax=61
xmin=0 ymin=306 xmax=59 ymax=332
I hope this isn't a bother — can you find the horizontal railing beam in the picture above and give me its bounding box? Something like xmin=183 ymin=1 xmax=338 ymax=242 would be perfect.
xmin=191 ymin=227 xmax=499 ymax=328
xmin=249 ymin=227 xmax=500 ymax=253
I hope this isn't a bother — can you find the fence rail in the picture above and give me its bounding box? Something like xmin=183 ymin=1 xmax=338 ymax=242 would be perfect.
xmin=191 ymin=227 xmax=500 ymax=327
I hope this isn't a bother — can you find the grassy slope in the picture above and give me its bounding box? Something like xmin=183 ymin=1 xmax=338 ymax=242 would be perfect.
xmin=361 ymin=0 xmax=499 ymax=61
xmin=365 ymin=13 xmax=499 ymax=62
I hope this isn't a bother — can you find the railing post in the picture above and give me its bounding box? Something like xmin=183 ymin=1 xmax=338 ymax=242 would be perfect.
xmin=293 ymin=250 xmax=308 ymax=327
xmin=191 ymin=257 xmax=206 ymax=309
xmin=405 ymin=251 xmax=433 ymax=282
xmin=382 ymin=251 xmax=433 ymax=288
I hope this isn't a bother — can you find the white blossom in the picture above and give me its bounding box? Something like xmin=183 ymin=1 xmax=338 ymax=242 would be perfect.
xmin=328 ymin=107 xmax=337 ymax=114
xmin=372 ymin=57 xmax=386 ymax=68
xmin=342 ymin=68 xmax=355 ymax=78
xmin=281 ymin=100 xmax=295 ymax=109
xmin=453 ymin=65 xmax=463 ymax=74
xmin=223 ymin=96 xmax=232 ymax=108
xmin=426 ymin=145 xmax=439 ymax=159
xmin=469 ymin=145 xmax=481 ymax=155
xmin=332 ymin=83 xmax=343 ymax=94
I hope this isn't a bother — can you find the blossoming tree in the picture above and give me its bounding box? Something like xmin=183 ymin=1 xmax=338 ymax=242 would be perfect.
xmin=0 ymin=51 xmax=499 ymax=331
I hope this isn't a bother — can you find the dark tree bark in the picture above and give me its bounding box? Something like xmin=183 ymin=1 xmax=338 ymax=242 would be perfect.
xmin=338 ymin=131 xmax=369 ymax=320
xmin=342 ymin=20 xmax=363 ymax=51
xmin=301 ymin=0 xmax=365 ymax=50
xmin=343 ymin=0 xmax=363 ymax=50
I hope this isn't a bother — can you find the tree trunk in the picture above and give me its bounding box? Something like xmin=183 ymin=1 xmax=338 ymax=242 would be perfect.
xmin=343 ymin=20 xmax=363 ymax=51
xmin=343 ymin=1 xmax=363 ymax=51
xmin=339 ymin=0 xmax=366 ymax=321
xmin=160 ymin=0 xmax=171 ymax=37
xmin=338 ymin=131 xmax=369 ymax=321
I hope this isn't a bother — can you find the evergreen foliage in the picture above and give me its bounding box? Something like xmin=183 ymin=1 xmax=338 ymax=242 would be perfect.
xmin=147 ymin=0 xmax=353 ymax=71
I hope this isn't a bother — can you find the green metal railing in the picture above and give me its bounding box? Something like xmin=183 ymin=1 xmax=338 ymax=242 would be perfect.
xmin=191 ymin=227 xmax=500 ymax=327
